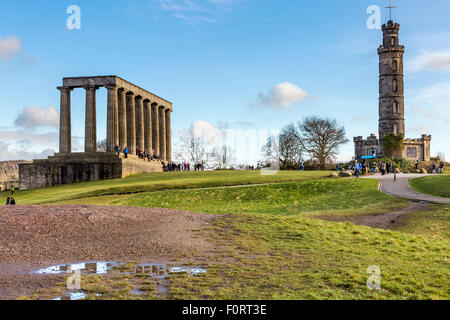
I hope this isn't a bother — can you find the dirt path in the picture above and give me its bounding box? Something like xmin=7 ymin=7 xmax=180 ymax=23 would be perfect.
xmin=0 ymin=205 xmax=219 ymax=299
xmin=316 ymin=201 xmax=431 ymax=229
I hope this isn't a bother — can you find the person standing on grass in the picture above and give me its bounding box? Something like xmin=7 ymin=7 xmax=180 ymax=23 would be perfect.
xmin=371 ymin=161 xmax=377 ymax=174
xmin=354 ymin=160 xmax=360 ymax=178
xmin=440 ymin=161 xmax=445 ymax=174
xmin=380 ymin=161 xmax=386 ymax=175
xmin=10 ymin=185 xmax=15 ymax=196
xmin=300 ymin=160 xmax=305 ymax=171
xmin=415 ymin=160 xmax=419 ymax=170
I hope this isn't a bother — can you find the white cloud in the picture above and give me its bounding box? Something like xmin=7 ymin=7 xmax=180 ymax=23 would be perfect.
xmin=0 ymin=145 xmax=55 ymax=161
xmin=0 ymin=131 xmax=58 ymax=146
xmin=254 ymin=82 xmax=308 ymax=110
xmin=0 ymin=36 xmax=21 ymax=61
xmin=351 ymin=115 xmax=367 ymax=123
xmin=193 ymin=120 xmax=223 ymax=145
xmin=413 ymin=82 xmax=450 ymax=112
xmin=407 ymin=50 xmax=450 ymax=73
xmin=156 ymin=0 xmax=235 ymax=23
xmin=14 ymin=106 xmax=59 ymax=130
xmin=409 ymin=105 xmax=435 ymax=119
xmin=408 ymin=125 xmax=429 ymax=134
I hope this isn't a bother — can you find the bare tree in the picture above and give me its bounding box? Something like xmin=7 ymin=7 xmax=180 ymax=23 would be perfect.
xmin=210 ymin=145 xmax=236 ymax=169
xmin=436 ymin=151 xmax=446 ymax=161
xmin=296 ymin=116 xmax=348 ymax=169
xmin=174 ymin=127 xmax=208 ymax=164
xmin=279 ymin=124 xmax=303 ymax=169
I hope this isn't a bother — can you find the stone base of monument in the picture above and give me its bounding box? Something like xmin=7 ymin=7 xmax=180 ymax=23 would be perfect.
xmin=19 ymin=153 xmax=163 ymax=190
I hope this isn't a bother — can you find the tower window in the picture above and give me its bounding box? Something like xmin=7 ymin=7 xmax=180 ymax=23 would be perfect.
xmin=391 ymin=37 xmax=396 ymax=46
xmin=393 ymin=79 xmax=398 ymax=92
xmin=393 ymin=101 xmax=399 ymax=114
xmin=393 ymin=123 xmax=398 ymax=135
xmin=393 ymin=60 xmax=398 ymax=72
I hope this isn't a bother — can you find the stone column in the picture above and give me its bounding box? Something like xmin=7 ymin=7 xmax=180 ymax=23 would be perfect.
xmin=117 ymin=89 xmax=127 ymax=151
xmin=151 ymin=103 xmax=159 ymax=157
xmin=106 ymin=86 xmax=119 ymax=152
xmin=126 ymin=92 xmax=136 ymax=155
xmin=165 ymin=109 xmax=172 ymax=162
xmin=57 ymin=86 xmax=73 ymax=154
xmin=84 ymin=86 xmax=98 ymax=153
xmin=159 ymin=106 xmax=166 ymax=161
xmin=144 ymin=100 xmax=152 ymax=153
xmin=135 ymin=96 xmax=144 ymax=151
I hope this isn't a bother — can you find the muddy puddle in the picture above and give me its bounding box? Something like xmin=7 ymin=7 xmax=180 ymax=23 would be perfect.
xmin=32 ymin=261 xmax=206 ymax=300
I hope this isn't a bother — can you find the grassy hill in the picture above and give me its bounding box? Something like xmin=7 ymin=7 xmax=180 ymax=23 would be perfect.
xmin=10 ymin=170 xmax=449 ymax=300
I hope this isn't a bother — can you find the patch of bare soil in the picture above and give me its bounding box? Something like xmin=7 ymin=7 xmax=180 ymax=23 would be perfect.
xmin=0 ymin=205 xmax=219 ymax=299
xmin=315 ymin=201 xmax=432 ymax=229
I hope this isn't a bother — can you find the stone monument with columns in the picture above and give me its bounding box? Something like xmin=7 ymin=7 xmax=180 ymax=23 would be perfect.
xmin=19 ymin=76 xmax=173 ymax=190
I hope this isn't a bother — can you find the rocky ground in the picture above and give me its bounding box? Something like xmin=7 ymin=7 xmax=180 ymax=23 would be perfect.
xmin=0 ymin=205 xmax=218 ymax=299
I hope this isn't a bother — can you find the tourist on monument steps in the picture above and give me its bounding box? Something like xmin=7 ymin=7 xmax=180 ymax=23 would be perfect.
xmin=124 ymin=146 xmax=129 ymax=159
xmin=115 ymin=145 xmax=120 ymax=156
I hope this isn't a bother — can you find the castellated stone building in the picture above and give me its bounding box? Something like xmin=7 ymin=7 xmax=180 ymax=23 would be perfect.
xmin=19 ymin=76 xmax=172 ymax=190
xmin=354 ymin=20 xmax=431 ymax=161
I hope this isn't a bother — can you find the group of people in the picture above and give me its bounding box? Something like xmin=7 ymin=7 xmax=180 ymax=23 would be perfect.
xmin=352 ymin=160 xmax=393 ymax=177
xmin=5 ymin=185 xmax=16 ymax=206
xmin=351 ymin=159 xmax=447 ymax=177
xmin=161 ymin=161 xmax=206 ymax=172
xmin=114 ymin=145 xmax=162 ymax=162
xmin=432 ymin=162 xmax=446 ymax=174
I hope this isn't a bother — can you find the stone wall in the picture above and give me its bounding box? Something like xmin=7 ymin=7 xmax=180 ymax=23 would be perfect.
xmin=19 ymin=153 xmax=162 ymax=190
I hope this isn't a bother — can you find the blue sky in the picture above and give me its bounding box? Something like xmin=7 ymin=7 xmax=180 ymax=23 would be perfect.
xmin=0 ymin=0 xmax=449 ymax=163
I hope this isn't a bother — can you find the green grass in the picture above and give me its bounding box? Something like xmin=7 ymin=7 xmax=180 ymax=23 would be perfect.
xmin=61 ymin=178 xmax=407 ymax=217
xmin=393 ymin=205 xmax=450 ymax=240
xmin=9 ymin=170 xmax=329 ymax=205
xmin=409 ymin=175 xmax=450 ymax=198
xmin=167 ymin=213 xmax=449 ymax=299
